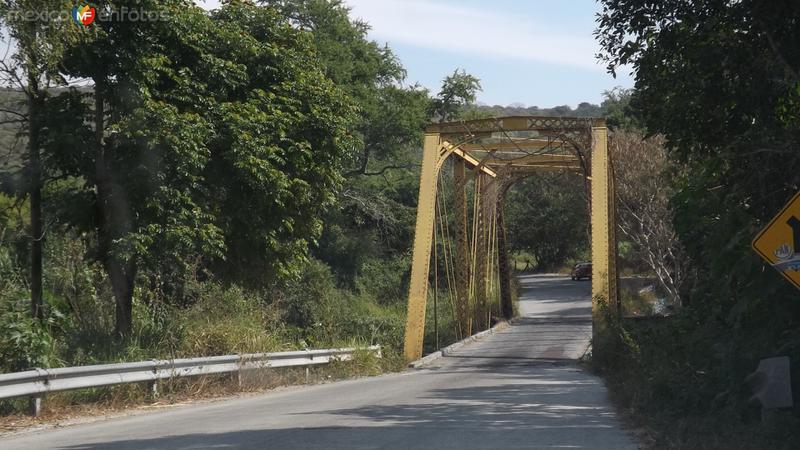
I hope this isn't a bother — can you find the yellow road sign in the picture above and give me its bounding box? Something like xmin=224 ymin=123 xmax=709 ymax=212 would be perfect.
xmin=752 ymin=191 xmax=800 ymax=290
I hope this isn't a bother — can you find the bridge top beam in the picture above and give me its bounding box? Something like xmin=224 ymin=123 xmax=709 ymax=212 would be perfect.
xmin=426 ymin=115 xmax=605 ymax=135
xmin=427 ymin=115 xmax=599 ymax=177
xmin=443 ymin=142 xmax=582 ymax=176
xmin=484 ymin=154 xmax=582 ymax=173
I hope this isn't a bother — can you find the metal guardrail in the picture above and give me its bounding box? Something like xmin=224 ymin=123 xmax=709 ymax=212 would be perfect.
xmin=0 ymin=345 xmax=380 ymax=415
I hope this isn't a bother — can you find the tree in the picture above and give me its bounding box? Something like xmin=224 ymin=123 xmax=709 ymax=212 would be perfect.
xmin=600 ymin=87 xmax=641 ymax=130
xmin=612 ymin=130 xmax=685 ymax=303
xmin=0 ymin=1 xmax=80 ymax=320
xmin=504 ymin=172 xmax=589 ymax=271
xmin=429 ymin=69 xmax=482 ymax=123
xmin=263 ymin=0 xmax=430 ymax=178
xmin=57 ymin=1 xmax=356 ymax=335
xmin=595 ymin=3 xmax=800 ymax=442
xmin=259 ymin=0 xmax=434 ymax=293
xmin=596 ymin=0 xmax=800 ymax=315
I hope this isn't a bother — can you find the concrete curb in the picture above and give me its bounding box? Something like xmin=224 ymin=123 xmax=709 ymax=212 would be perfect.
xmin=408 ymin=320 xmax=510 ymax=369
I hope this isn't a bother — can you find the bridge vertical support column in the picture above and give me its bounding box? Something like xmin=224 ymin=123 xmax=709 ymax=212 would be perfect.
xmin=590 ymin=125 xmax=618 ymax=339
xmin=475 ymin=176 xmax=501 ymax=329
xmin=496 ymin=196 xmax=513 ymax=320
xmin=473 ymin=173 xmax=489 ymax=331
xmin=404 ymin=133 xmax=442 ymax=361
xmin=453 ymin=159 xmax=470 ymax=339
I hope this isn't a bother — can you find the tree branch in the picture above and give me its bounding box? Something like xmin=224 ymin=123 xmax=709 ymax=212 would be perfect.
xmin=345 ymin=163 xmax=418 ymax=177
xmin=0 ymin=108 xmax=27 ymax=120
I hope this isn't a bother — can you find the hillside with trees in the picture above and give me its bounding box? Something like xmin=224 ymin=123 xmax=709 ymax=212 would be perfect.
xmin=0 ymin=0 xmax=456 ymax=396
xmin=593 ymin=0 xmax=800 ymax=447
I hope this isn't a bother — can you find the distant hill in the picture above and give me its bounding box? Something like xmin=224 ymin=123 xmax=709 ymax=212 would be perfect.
xmin=471 ymin=101 xmax=605 ymax=118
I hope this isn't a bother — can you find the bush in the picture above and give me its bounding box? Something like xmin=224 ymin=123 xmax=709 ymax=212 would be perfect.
xmin=177 ymin=283 xmax=283 ymax=356
xmin=328 ymin=299 xmax=405 ymax=350
xmin=279 ymin=257 xmax=406 ymax=350
xmin=283 ymin=258 xmax=341 ymax=331
xmin=0 ymin=294 xmax=61 ymax=372
xmin=355 ymin=256 xmax=408 ymax=305
xmin=592 ymin=305 xmax=800 ymax=449
xmin=44 ymin=231 xmax=114 ymax=337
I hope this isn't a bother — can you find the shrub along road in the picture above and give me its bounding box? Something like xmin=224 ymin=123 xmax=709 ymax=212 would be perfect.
xmin=4 ymin=275 xmax=635 ymax=449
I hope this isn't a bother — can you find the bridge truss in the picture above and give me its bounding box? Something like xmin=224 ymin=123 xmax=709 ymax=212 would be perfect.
xmin=404 ymin=116 xmax=618 ymax=361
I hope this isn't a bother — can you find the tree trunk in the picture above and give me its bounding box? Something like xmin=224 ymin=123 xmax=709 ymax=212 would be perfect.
xmin=27 ymin=87 xmax=43 ymax=321
xmin=94 ymin=78 xmax=136 ymax=338
xmin=109 ymin=259 xmax=136 ymax=337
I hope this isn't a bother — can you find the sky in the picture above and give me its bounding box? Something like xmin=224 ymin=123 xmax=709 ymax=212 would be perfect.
xmin=196 ymin=0 xmax=633 ymax=108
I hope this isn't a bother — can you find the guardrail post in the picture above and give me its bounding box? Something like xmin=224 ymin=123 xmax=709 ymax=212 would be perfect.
xmin=148 ymin=381 xmax=159 ymax=399
xmin=149 ymin=359 xmax=160 ymax=400
xmin=28 ymin=395 xmax=42 ymax=417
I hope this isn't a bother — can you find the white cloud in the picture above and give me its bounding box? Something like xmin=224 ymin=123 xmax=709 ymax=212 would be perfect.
xmin=345 ymin=0 xmax=602 ymax=70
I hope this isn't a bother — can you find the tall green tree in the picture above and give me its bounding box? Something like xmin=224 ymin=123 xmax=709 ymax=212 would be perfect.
xmin=599 ymin=87 xmax=641 ymax=130
xmin=259 ymin=0 xmax=432 ymax=290
xmin=429 ymin=69 xmax=482 ymax=123
xmin=262 ymin=0 xmax=429 ymax=178
xmin=57 ymin=1 xmax=356 ymax=335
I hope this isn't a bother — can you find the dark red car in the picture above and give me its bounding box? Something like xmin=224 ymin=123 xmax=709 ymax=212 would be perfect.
xmin=570 ymin=262 xmax=592 ymax=281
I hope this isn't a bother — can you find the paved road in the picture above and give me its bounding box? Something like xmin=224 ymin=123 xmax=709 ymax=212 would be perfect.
xmin=5 ymin=274 xmax=636 ymax=449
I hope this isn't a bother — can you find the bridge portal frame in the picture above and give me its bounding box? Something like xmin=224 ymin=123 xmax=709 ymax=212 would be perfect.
xmin=404 ymin=116 xmax=617 ymax=361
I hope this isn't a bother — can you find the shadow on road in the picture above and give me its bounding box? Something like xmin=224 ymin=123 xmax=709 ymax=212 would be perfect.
xmin=58 ymin=366 xmax=629 ymax=449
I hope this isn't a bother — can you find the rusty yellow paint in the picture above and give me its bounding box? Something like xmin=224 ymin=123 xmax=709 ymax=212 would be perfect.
xmin=483 ymin=154 xmax=582 ymax=171
xmin=425 ymin=115 xmax=602 ymax=135
xmin=590 ymin=126 xmax=617 ymax=326
xmin=403 ymin=134 xmax=442 ymax=361
xmin=449 ymin=146 xmax=497 ymax=177
xmin=459 ymin=140 xmax=569 ymax=153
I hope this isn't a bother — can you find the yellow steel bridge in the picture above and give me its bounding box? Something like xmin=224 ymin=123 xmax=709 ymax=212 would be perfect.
xmin=403 ymin=116 xmax=618 ymax=361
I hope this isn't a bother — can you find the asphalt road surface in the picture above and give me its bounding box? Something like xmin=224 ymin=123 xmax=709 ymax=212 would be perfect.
xmin=4 ymin=274 xmax=636 ymax=449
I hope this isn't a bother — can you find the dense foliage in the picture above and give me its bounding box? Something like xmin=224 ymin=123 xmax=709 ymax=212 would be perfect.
xmin=595 ymin=0 xmax=800 ymax=447
xmin=504 ymin=173 xmax=589 ymax=271
xmin=0 ymin=0 xmax=485 ymax=386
